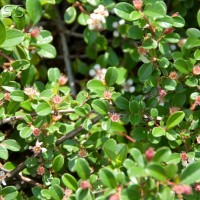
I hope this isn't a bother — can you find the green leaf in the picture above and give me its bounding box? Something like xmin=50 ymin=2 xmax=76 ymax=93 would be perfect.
xmin=144 ymin=2 xmax=166 ymax=18
xmin=115 ymin=95 xmax=129 ymax=110
xmin=64 ymin=6 xmax=77 ymax=24
xmin=181 ymin=161 xmax=200 ymax=184
xmin=19 ymin=126 xmax=32 ymax=138
xmin=52 ymin=155 xmax=64 ymax=172
xmin=10 ymin=90 xmax=25 ymax=102
xmin=172 ymin=16 xmax=185 ymax=28
xmin=99 ymin=168 xmax=117 ymax=188
xmin=62 ymin=173 xmax=78 ymax=191
xmin=185 ymin=37 xmax=200 ymax=49
xmin=49 ymin=185 xmax=64 ymax=200
xmin=153 ymin=147 xmax=171 ymax=163
xmin=48 ymin=68 xmax=61 ymax=82
xmin=198 ymin=9 xmax=200 ymax=27
xmin=166 ymin=111 xmax=185 ymax=130
xmin=103 ymin=139 xmax=117 ymax=161
xmin=129 ymin=100 xmax=140 ymax=113
xmin=194 ymin=49 xmax=200 ymax=60
xmin=145 ymin=164 xmax=167 ymax=181
xmin=0 ymin=145 xmax=8 ymax=160
xmin=105 ymin=67 xmax=118 ymax=86
xmin=26 ymin=0 xmax=42 ymax=25
xmin=36 ymin=44 xmax=57 ymax=58
xmin=11 ymin=59 xmax=30 ymax=71
xmin=2 ymin=139 xmax=20 ymax=151
xmin=1 ymin=186 xmax=18 ymax=200
xmin=130 ymin=11 xmax=142 ymax=21
xmin=91 ymin=99 xmax=109 ymax=115
xmin=35 ymin=102 xmax=52 ymax=116
xmin=174 ymin=59 xmax=190 ymax=74
xmin=114 ymin=2 xmax=134 ymax=21
xmin=129 ymin=148 xmax=145 ymax=167
xmin=0 ymin=29 xmax=24 ymax=48
xmin=128 ymin=25 xmax=143 ymax=39
xmin=21 ymin=65 xmax=37 ymax=86
xmin=86 ymin=79 xmax=106 ymax=91
xmin=138 ymin=63 xmax=153 ymax=81
xmin=75 ymin=158 xmax=90 ymax=179
xmin=156 ymin=16 xmax=173 ymax=28
xmin=40 ymin=0 xmax=56 ymax=5
xmin=0 ymin=20 xmax=6 ymax=45
xmin=152 ymin=127 xmax=165 ymax=137
xmin=78 ymin=12 xmax=89 ymax=26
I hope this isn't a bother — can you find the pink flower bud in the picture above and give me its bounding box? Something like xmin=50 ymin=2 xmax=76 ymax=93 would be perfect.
xmin=194 ymin=183 xmax=200 ymax=192
xmin=180 ymin=152 xmax=188 ymax=161
xmin=59 ymin=74 xmax=68 ymax=86
xmin=158 ymin=89 xmax=166 ymax=99
xmin=145 ymin=147 xmax=154 ymax=161
xmin=133 ymin=0 xmax=143 ymax=10
xmin=109 ymin=193 xmax=120 ymax=200
xmin=192 ymin=66 xmax=200 ymax=75
xmin=80 ymin=181 xmax=91 ymax=190
xmin=164 ymin=28 xmax=174 ymax=34
xmin=30 ymin=27 xmax=40 ymax=38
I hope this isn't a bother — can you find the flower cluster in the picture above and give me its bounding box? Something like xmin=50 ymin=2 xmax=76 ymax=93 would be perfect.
xmin=87 ymin=5 xmax=109 ymax=31
xmin=89 ymin=64 xmax=106 ymax=83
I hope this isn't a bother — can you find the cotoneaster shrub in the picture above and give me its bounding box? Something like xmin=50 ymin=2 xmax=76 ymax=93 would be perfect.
xmin=0 ymin=0 xmax=200 ymax=199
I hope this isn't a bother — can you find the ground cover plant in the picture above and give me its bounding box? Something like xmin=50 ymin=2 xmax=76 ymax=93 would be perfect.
xmin=0 ymin=0 xmax=200 ymax=199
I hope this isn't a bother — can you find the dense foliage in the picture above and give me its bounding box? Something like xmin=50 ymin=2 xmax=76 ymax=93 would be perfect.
xmin=0 ymin=0 xmax=200 ymax=199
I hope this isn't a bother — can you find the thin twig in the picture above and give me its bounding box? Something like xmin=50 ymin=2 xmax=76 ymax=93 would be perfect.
xmin=64 ymin=30 xmax=83 ymax=38
xmin=117 ymin=132 xmax=136 ymax=143
xmin=56 ymin=8 xmax=76 ymax=95
xmin=0 ymin=51 xmax=14 ymax=62
xmin=0 ymin=109 xmax=74 ymax=126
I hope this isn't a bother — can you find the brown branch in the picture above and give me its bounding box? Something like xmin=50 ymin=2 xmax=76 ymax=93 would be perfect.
xmin=0 ymin=109 xmax=74 ymax=126
xmin=56 ymin=7 xmax=76 ymax=96
xmin=0 ymin=51 xmax=14 ymax=62
xmin=143 ymin=113 xmax=160 ymax=127
xmin=117 ymin=132 xmax=136 ymax=143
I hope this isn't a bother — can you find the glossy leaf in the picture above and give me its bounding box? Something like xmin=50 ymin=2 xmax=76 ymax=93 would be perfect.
xmin=166 ymin=111 xmax=185 ymax=130
xmin=52 ymin=155 xmax=64 ymax=172
xmin=99 ymin=168 xmax=117 ymax=188
xmin=62 ymin=173 xmax=78 ymax=191
xmin=105 ymin=67 xmax=118 ymax=86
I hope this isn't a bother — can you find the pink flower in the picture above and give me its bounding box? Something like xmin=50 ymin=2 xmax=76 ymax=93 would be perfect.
xmin=59 ymin=74 xmax=68 ymax=86
xmin=24 ymin=86 xmax=38 ymax=97
xmin=172 ymin=184 xmax=192 ymax=195
xmin=158 ymin=89 xmax=166 ymax=99
xmin=32 ymin=128 xmax=41 ymax=137
xmin=37 ymin=166 xmax=45 ymax=175
xmin=104 ymin=91 xmax=112 ymax=100
xmin=192 ymin=66 xmax=200 ymax=75
xmin=53 ymin=95 xmax=62 ymax=104
xmin=169 ymin=71 xmax=178 ymax=80
xmin=4 ymin=92 xmax=10 ymax=101
xmin=145 ymin=147 xmax=154 ymax=161
xmin=110 ymin=113 xmax=120 ymax=122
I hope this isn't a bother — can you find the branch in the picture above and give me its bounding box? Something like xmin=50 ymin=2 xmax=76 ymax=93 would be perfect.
xmin=0 ymin=109 xmax=74 ymax=126
xmin=5 ymin=114 xmax=102 ymax=183
xmin=64 ymin=30 xmax=83 ymax=38
xmin=0 ymin=51 xmax=14 ymax=62
xmin=55 ymin=8 xmax=76 ymax=96
xmin=117 ymin=132 xmax=136 ymax=143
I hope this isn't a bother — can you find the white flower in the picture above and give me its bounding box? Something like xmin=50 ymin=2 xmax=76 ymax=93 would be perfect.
xmin=94 ymin=64 xmax=101 ymax=70
xmin=170 ymin=44 xmax=177 ymax=51
xmin=29 ymin=141 xmax=47 ymax=155
xmin=89 ymin=64 xmax=106 ymax=83
xmin=122 ymin=79 xmax=135 ymax=93
xmin=119 ymin=19 xmax=125 ymax=25
xmin=94 ymin=5 xmax=109 ymax=17
xmin=112 ymin=22 xmax=119 ymax=29
xmin=89 ymin=69 xmax=96 ymax=76
xmin=0 ymin=171 xmax=6 ymax=186
xmin=87 ymin=13 xmax=104 ymax=30
xmin=113 ymin=30 xmax=119 ymax=38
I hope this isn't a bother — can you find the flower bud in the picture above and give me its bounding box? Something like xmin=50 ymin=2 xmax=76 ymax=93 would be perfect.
xmin=145 ymin=147 xmax=154 ymax=161
xmin=133 ymin=0 xmax=143 ymax=10
xmin=80 ymin=181 xmax=91 ymax=190
xmin=163 ymin=28 xmax=174 ymax=34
